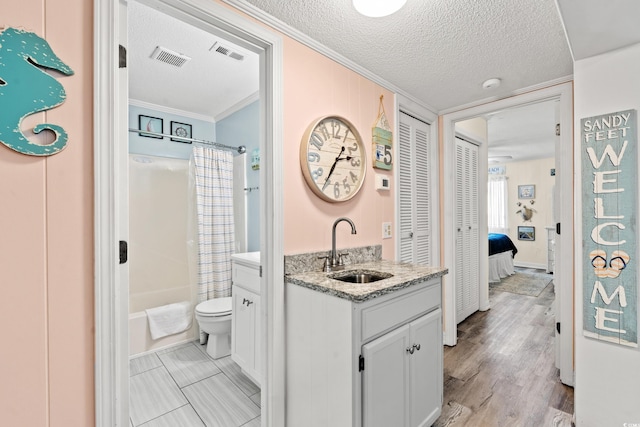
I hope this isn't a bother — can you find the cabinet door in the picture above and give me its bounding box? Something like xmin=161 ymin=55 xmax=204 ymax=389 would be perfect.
xmin=253 ymin=293 xmax=262 ymax=382
xmin=409 ymin=309 xmax=442 ymax=427
xmin=232 ymin=286 xmax=256 ymax=370
xmin=362 ymin=324 xmax=411 ymax=427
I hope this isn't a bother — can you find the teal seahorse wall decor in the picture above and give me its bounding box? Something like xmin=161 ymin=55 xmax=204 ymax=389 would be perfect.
xmin=0 ymin=27 xmax=74 ymax=156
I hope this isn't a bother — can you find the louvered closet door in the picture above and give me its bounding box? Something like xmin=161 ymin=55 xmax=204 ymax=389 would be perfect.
xmin=398 ymin=112 xmax=431 ymax=266
xmin=455 ymin=138 xmax=479 ymax=323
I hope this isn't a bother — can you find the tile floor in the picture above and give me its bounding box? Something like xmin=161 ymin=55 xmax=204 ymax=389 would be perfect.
xmin=129 ymin=341 xmax=261 ymax=427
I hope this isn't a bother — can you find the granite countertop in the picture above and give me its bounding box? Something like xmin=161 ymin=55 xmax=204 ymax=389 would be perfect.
xmin=286 ymin=259 xmax=448 ymax=303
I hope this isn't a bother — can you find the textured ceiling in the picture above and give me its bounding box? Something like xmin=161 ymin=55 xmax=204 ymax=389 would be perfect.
xmin=128 ymin=1 xmax=259 ymax=119
xmin=486 ymin=100 xmax=557 ymax=163
xmin=242 ymin=0 xmax=573 ymax=111
xmin=128 ymin=0 xmax=640 ymax=163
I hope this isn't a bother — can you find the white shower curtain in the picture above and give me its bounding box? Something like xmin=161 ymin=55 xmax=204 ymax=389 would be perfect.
xmin=191 ymin=146 xmax=235 ymax=343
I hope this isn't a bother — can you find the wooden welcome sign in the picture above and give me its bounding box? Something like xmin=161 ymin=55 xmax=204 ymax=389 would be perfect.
xmin=581 ymin=109 xmax=638 ymax=347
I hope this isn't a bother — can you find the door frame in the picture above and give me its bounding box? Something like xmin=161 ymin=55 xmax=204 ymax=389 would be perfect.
xmin=93 ymin=0 xmax=285 ymax=425
xmin=440 ymin=82 xmax=574 ymax=386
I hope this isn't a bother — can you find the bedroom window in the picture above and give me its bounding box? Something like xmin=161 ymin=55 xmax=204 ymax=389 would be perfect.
xmin=488 ymin=175 xmax=508 ymax=234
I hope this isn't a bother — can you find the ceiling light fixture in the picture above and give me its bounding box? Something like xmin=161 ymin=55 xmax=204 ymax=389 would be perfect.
xmin=482 ymin=78 xmax=501 ymax=90
xmin=353 ymin=0 xmax=407 ymax=17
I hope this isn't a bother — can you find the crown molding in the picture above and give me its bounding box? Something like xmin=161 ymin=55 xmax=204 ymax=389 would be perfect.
xmin=129 ymin=99 xmax=215 ymax=123
xmin=221 ymin=0 xmax=438 ymax=115
xmin=439 ymin=74 xmax=574 ymax=116
xmin=214 ymin=91 xmax=260 ymax=122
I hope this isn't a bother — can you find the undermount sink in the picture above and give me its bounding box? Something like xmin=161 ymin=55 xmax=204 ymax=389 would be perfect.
xmin=329 ymin=270 xmax=393 ymax=284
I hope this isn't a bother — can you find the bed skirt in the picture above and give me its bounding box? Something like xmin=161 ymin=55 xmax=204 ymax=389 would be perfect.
xmin=488 ymin=251 xmax=515 ymax=283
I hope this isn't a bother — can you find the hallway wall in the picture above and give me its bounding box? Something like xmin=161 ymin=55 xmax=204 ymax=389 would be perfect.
xmin=503 ymin=157 xmax=555 ymax=269
xmin=574 ymin=41 xmax=640 ymax=426
xmin=281 ymin=35 xmax=396 ymax=259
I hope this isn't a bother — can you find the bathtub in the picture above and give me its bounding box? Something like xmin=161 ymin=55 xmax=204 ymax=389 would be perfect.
xmin=129 ymin=310 xmax=196 ymax=356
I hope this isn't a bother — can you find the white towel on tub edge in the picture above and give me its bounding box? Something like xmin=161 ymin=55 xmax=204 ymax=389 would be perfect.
xmin=145 ymin=301 xmax=192 ymax=340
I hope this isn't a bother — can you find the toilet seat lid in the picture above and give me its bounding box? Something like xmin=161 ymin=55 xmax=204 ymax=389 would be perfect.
xmin=196 ymin=297 xmax=232 ymax=316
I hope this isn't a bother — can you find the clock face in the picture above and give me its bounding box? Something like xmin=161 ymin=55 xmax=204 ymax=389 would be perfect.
xmin=300 ymin=116 xmax=367 ymax=202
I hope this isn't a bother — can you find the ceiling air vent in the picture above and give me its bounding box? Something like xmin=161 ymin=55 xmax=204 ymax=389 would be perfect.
xmin=150 ymin=46 xmax=191 ymax=68
xmin=209 ymin=42 xmax=245 ymax=61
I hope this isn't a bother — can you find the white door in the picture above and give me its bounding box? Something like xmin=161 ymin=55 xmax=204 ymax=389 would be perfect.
xmin=398 ymin=112 xmax=432 ymax=266
xmin=553 ymin=101 xmax=574 ymax=386
xmin=409 ymin=309 xmax=442 ymax=427
xmin=362 ymin=324 xmax=411 ymax=427
xmin=455 ymin=137 xmax=479 ymax=323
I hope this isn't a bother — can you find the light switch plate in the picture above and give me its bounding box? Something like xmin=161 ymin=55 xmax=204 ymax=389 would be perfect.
xmin=382 ymin=222 xmax=392 ymax=239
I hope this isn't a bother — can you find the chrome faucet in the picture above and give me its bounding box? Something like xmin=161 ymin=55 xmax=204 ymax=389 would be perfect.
xmin=331 ymin=217 xmax=357 ymax=269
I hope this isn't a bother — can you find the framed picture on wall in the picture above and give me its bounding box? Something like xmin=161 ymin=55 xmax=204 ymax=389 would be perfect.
xmin=170 ymin=121 xmax=193 ymax=143
xmin=138 ymin=115 xmax=163 ymax=139
xmin=518 ymin=184 xmax=535 ymax=199
xmin=518 ymin=226 xmax=535 ymax=241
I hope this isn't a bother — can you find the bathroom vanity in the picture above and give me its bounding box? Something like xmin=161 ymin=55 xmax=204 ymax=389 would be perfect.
xmin=231 ymin=252 xmax=261 ymax=386
xmin=286 ymin=258 xmax=447 ymax=427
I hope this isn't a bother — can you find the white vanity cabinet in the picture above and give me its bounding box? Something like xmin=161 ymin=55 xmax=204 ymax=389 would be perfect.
xmin=286 ymin=277 xmax=443 ymax=427
xmin=362 ymin=308 xmax=442 ymax=427
xmin=231 ymin=252 xmax=261 ymax=386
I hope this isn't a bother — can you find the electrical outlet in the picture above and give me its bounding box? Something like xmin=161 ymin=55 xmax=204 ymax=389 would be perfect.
xmin=382 ymin=222 xmax=392 ymax=239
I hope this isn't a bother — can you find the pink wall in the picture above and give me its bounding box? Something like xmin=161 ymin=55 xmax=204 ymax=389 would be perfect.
xmin=282 ymin=37 xmax=396 ymax=259
xmin=0 ymin=1 xmax=396 ymax=425
xmin=0 ymin=1 xmax=94 ymax=426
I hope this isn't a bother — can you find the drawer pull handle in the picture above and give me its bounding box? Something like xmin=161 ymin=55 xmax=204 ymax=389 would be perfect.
xmin=413 ymin=343 xmax=421 ymax=351
xmin=242 ymin=298 xmax=253 ymax=306
xmin=406 ymin=346 xmax=415 ymax=355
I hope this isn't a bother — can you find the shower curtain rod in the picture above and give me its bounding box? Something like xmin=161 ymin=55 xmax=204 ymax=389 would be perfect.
xmin=128 ymin=128 xmax=246 ymax=154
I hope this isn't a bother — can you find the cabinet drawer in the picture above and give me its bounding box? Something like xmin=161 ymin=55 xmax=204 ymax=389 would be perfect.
xmin=361 ymin=283 xmax=440 ymax=342
xmin=233 ymin=263 xmax=260 ymax=294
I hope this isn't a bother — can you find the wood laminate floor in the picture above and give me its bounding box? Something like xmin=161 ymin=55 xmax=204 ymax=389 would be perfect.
xmin=434 ymin=269 xmax=574 ymax=427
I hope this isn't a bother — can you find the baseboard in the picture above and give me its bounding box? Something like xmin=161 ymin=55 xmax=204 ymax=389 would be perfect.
xmin=129 ymin=338 xmax=198 ymax=360
xmin=513 ymin=261 xmax=547 ymax=271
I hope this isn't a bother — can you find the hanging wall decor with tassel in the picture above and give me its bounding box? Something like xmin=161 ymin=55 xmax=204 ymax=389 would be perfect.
xmin=372 ymin=95 xmax=393 ymax=170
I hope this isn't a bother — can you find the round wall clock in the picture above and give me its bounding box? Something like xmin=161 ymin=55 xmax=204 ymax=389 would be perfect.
xmin=300 ymin=115 xmax=367 ymax=202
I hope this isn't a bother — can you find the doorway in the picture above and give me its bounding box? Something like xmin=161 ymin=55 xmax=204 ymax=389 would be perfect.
xmin=441 ymin=82 xmax=574 ymax=386
xmin=94 ymin=0 xmax=285 ymax=425
xmin=127 ymin=1 xmax=261 ymax=424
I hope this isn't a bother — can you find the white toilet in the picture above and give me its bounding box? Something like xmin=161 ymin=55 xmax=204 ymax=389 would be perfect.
xmin=195 ymin=297 xmax=232 ymax=359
